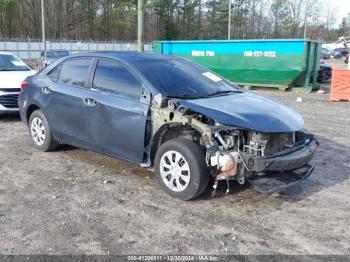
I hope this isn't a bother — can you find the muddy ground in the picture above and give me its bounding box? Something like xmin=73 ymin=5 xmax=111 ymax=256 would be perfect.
xmin=0 ymin=89 xmax=349 ymax=255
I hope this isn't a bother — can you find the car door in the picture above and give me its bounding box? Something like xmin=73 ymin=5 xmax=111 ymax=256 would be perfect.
xmin=89 ymin=58 xmax=149 ymax=164
xmin=44 ymin=57 xmax=97 ymax=148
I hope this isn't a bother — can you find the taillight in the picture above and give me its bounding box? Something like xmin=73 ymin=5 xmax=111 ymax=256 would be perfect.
xmin=21 ymin=81 xmax=28 ymax=90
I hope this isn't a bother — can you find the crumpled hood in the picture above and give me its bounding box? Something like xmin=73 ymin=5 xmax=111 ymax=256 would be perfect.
xmin=179 ymin=91 xmax=304 ymax=132
xmin=0 ymin=70 xmax=36 ymax=89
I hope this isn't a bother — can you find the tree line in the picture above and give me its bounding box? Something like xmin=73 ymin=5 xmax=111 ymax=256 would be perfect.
xmin=0 ymin=0 xmax=349 ymax=42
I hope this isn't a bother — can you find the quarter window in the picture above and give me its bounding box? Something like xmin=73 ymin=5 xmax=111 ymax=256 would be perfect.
xmin=93 ymin=59 xmax=141 ymax=100
xmin=57 ymin=58 xmax=92 ymax=88
xmin=48 ymin=65 xmax=61 ymax=82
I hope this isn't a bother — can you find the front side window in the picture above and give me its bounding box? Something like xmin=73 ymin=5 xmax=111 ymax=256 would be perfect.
xmin=93 ymin=59 xmax=141 ymax=100
xmin=57 ymin=58 xmax=92 ymax=88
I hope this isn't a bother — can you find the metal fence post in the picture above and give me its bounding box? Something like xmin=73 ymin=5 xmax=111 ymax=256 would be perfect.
xmin=16 ymin=41 xmax=19 ymax=57
xmin=28 ymin=37 xmax=31 ymax=63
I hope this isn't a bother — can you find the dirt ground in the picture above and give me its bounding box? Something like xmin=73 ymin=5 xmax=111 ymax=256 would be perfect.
xmin=0 ymin=89 xmax=350 ymax=255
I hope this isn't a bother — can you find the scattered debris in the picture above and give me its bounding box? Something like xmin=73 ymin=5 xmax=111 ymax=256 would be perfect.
xmin=317 ymin=89 xmax=326 ymax=94
xmin=296 ymin=97 xmax=303 ymax=102
xmin=102 ymin=179 xmax=113 ymax=184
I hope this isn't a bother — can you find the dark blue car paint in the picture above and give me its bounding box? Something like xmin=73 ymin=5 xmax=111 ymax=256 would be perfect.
xmin=19 ymin=52 xmax=306 ymax=165
xmin=179 ymin=92 xmax=304 ymax=132
xmin=20 ymin=53 xmax=150 ymax=164
xmin=87 ymin=90 xmax=149 ymax=163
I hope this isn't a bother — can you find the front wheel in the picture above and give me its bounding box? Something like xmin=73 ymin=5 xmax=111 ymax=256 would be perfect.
xmin=154 ymin=138 xmax=209 ymax=201
xmin=29 ymin=109 xmax=58 ymax=152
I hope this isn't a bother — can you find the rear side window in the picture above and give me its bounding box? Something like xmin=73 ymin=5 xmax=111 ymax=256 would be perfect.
xmin=93 ymin=59 xmax=141 ymax=100
xmin=48 ymin=65 xmax=61 ymax=82
xmin=57 ymin=58 xmax=92 ymax=88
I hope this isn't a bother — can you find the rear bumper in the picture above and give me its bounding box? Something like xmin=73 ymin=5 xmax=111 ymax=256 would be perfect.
xmin=243 ymin=138 xmax=317 ymax=173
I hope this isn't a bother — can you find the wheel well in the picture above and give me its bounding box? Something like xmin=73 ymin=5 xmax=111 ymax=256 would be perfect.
xmin=150 ymin=124 xmax=202 ymax=164
xmin=26 ymin=105 xmax=40 ymax=124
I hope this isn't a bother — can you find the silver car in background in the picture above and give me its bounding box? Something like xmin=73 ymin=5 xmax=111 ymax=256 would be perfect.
xmin=39 ymin=49 xmax=70 ymax=68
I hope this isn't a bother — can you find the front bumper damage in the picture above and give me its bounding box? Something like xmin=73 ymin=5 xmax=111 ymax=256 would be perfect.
xmin=242 ymin=138 xmax=317 ymax=173
xmin=241 ymin=138 xmax=318 ymax=194
xmin=149 ymin=101 xmax=317 ymax=196
xmin=247 ymin=165 xmax=315 ymax=194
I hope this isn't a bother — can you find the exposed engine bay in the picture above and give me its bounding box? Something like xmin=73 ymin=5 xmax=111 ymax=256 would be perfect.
xmin=148 ymin=97 xmax=318 ymax=195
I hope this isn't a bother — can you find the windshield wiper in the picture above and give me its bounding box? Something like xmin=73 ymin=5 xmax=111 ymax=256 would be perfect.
xmin=166 ymin=94 xmax=207 ymax=100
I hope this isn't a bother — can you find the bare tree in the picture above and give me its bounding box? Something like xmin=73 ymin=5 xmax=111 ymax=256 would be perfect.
xmin=0 ymin=0 xmax=346 ymax=42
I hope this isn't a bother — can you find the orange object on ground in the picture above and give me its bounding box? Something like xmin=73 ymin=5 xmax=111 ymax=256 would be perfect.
xmin=330 ymin=68 xmax=350 ymax=101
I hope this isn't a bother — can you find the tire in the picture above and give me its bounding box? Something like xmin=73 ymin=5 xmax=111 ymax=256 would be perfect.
xmin=155 ymin=138 xmax=209 ymax=201
xmin=28 ymin=109 xmax=58 ymax=152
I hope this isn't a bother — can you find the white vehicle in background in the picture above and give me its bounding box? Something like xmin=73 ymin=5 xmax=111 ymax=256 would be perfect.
xmin=0 ymin=52 xmax=36 ymax=114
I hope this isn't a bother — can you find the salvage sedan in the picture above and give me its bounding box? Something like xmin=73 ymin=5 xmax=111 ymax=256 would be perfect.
xmin=19 ymin=52 xmax=317 ymax=200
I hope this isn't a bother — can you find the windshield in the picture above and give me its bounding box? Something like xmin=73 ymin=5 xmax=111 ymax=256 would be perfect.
xmin=132 ymin=59 xmax=240 ymax=99
xmin=0 ymin=54 xmax=30 ymax=71
xmin=46 ymin=51 xmax=69 ymax=59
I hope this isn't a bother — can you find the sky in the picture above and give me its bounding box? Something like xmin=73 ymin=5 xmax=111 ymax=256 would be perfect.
xmin=323 ymin=0 xmax=350 ymax=26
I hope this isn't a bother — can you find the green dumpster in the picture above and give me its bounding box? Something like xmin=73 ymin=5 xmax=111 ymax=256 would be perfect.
xmin=153 ymin=39 xmax=320 ymax=92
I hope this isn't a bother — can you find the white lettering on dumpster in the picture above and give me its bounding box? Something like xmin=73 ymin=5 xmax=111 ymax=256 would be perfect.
xmin=192 ymin=50 xmax=215 ymax=57
xmin=244 ymin=50 xmax=276 ymax=58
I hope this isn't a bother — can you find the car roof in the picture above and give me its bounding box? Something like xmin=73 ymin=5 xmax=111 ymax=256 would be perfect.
xmin=67 ymin=51 xmax=181 ymax=62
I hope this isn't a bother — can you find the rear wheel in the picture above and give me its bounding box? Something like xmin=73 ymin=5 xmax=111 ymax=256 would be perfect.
xmin=29 ymin=109 xmax=58 ymax=151
xmin=155 ymin=138 xmax=209 ymax=200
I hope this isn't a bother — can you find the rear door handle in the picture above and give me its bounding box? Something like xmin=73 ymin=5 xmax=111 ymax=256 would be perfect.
xmin=41 ymin=86 xmax=53 ymax=94
xmin=83 ymin=98 xmax=98 ymax=107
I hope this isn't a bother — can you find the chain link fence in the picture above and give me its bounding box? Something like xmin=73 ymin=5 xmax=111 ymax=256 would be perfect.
xmin=0 ymin=38 xmax=152 ymax=67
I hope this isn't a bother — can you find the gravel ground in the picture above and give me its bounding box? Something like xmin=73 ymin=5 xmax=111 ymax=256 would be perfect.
xmin=0 ymin=90 xmax=349 ymax=255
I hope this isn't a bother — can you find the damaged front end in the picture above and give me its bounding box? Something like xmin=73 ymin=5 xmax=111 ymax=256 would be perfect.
xmin=148 ymin=95 xmax=318 ymax=196
xmin=207 ymin=129 xmax=317 ymax=195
